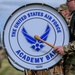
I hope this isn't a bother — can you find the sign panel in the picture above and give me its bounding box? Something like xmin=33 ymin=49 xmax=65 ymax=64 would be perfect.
xmin=3 ymin=3 xmax=69 ymax=70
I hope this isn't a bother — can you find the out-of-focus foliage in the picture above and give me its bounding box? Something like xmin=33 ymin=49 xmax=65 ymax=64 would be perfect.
xmin=0 ymin=59 xmax=23 ymax=75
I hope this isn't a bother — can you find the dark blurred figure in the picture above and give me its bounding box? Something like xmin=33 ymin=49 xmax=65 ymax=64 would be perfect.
xmin=54 ymin=0 xmax=75 ymax=75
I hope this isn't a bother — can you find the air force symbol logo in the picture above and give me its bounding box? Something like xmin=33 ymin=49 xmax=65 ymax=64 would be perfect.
xmin=3 ymin=3 xmax=69 ymax=70
xmin=22 ymin=25 xmax=50 ymax=51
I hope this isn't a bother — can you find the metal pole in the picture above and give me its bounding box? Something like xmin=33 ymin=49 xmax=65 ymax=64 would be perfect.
xmin=24 ymin=69 xmax=28 ymax=75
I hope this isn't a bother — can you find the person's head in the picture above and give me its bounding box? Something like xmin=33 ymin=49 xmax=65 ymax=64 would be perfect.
xmin=58 ymin=4 xmax=69 ymax=17
xmin=60 ymin=9 xmax=69 ymax=17
xmin=67 ymin=0 xmax=75 ymax=12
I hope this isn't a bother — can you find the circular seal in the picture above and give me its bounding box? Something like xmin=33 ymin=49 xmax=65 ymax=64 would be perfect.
xmin=3 ymin=3 xmax=69 ymax=70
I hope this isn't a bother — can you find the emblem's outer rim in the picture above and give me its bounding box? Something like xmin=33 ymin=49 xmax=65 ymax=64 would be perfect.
xmin=2 ymin=3 xmax=69 ymax=70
